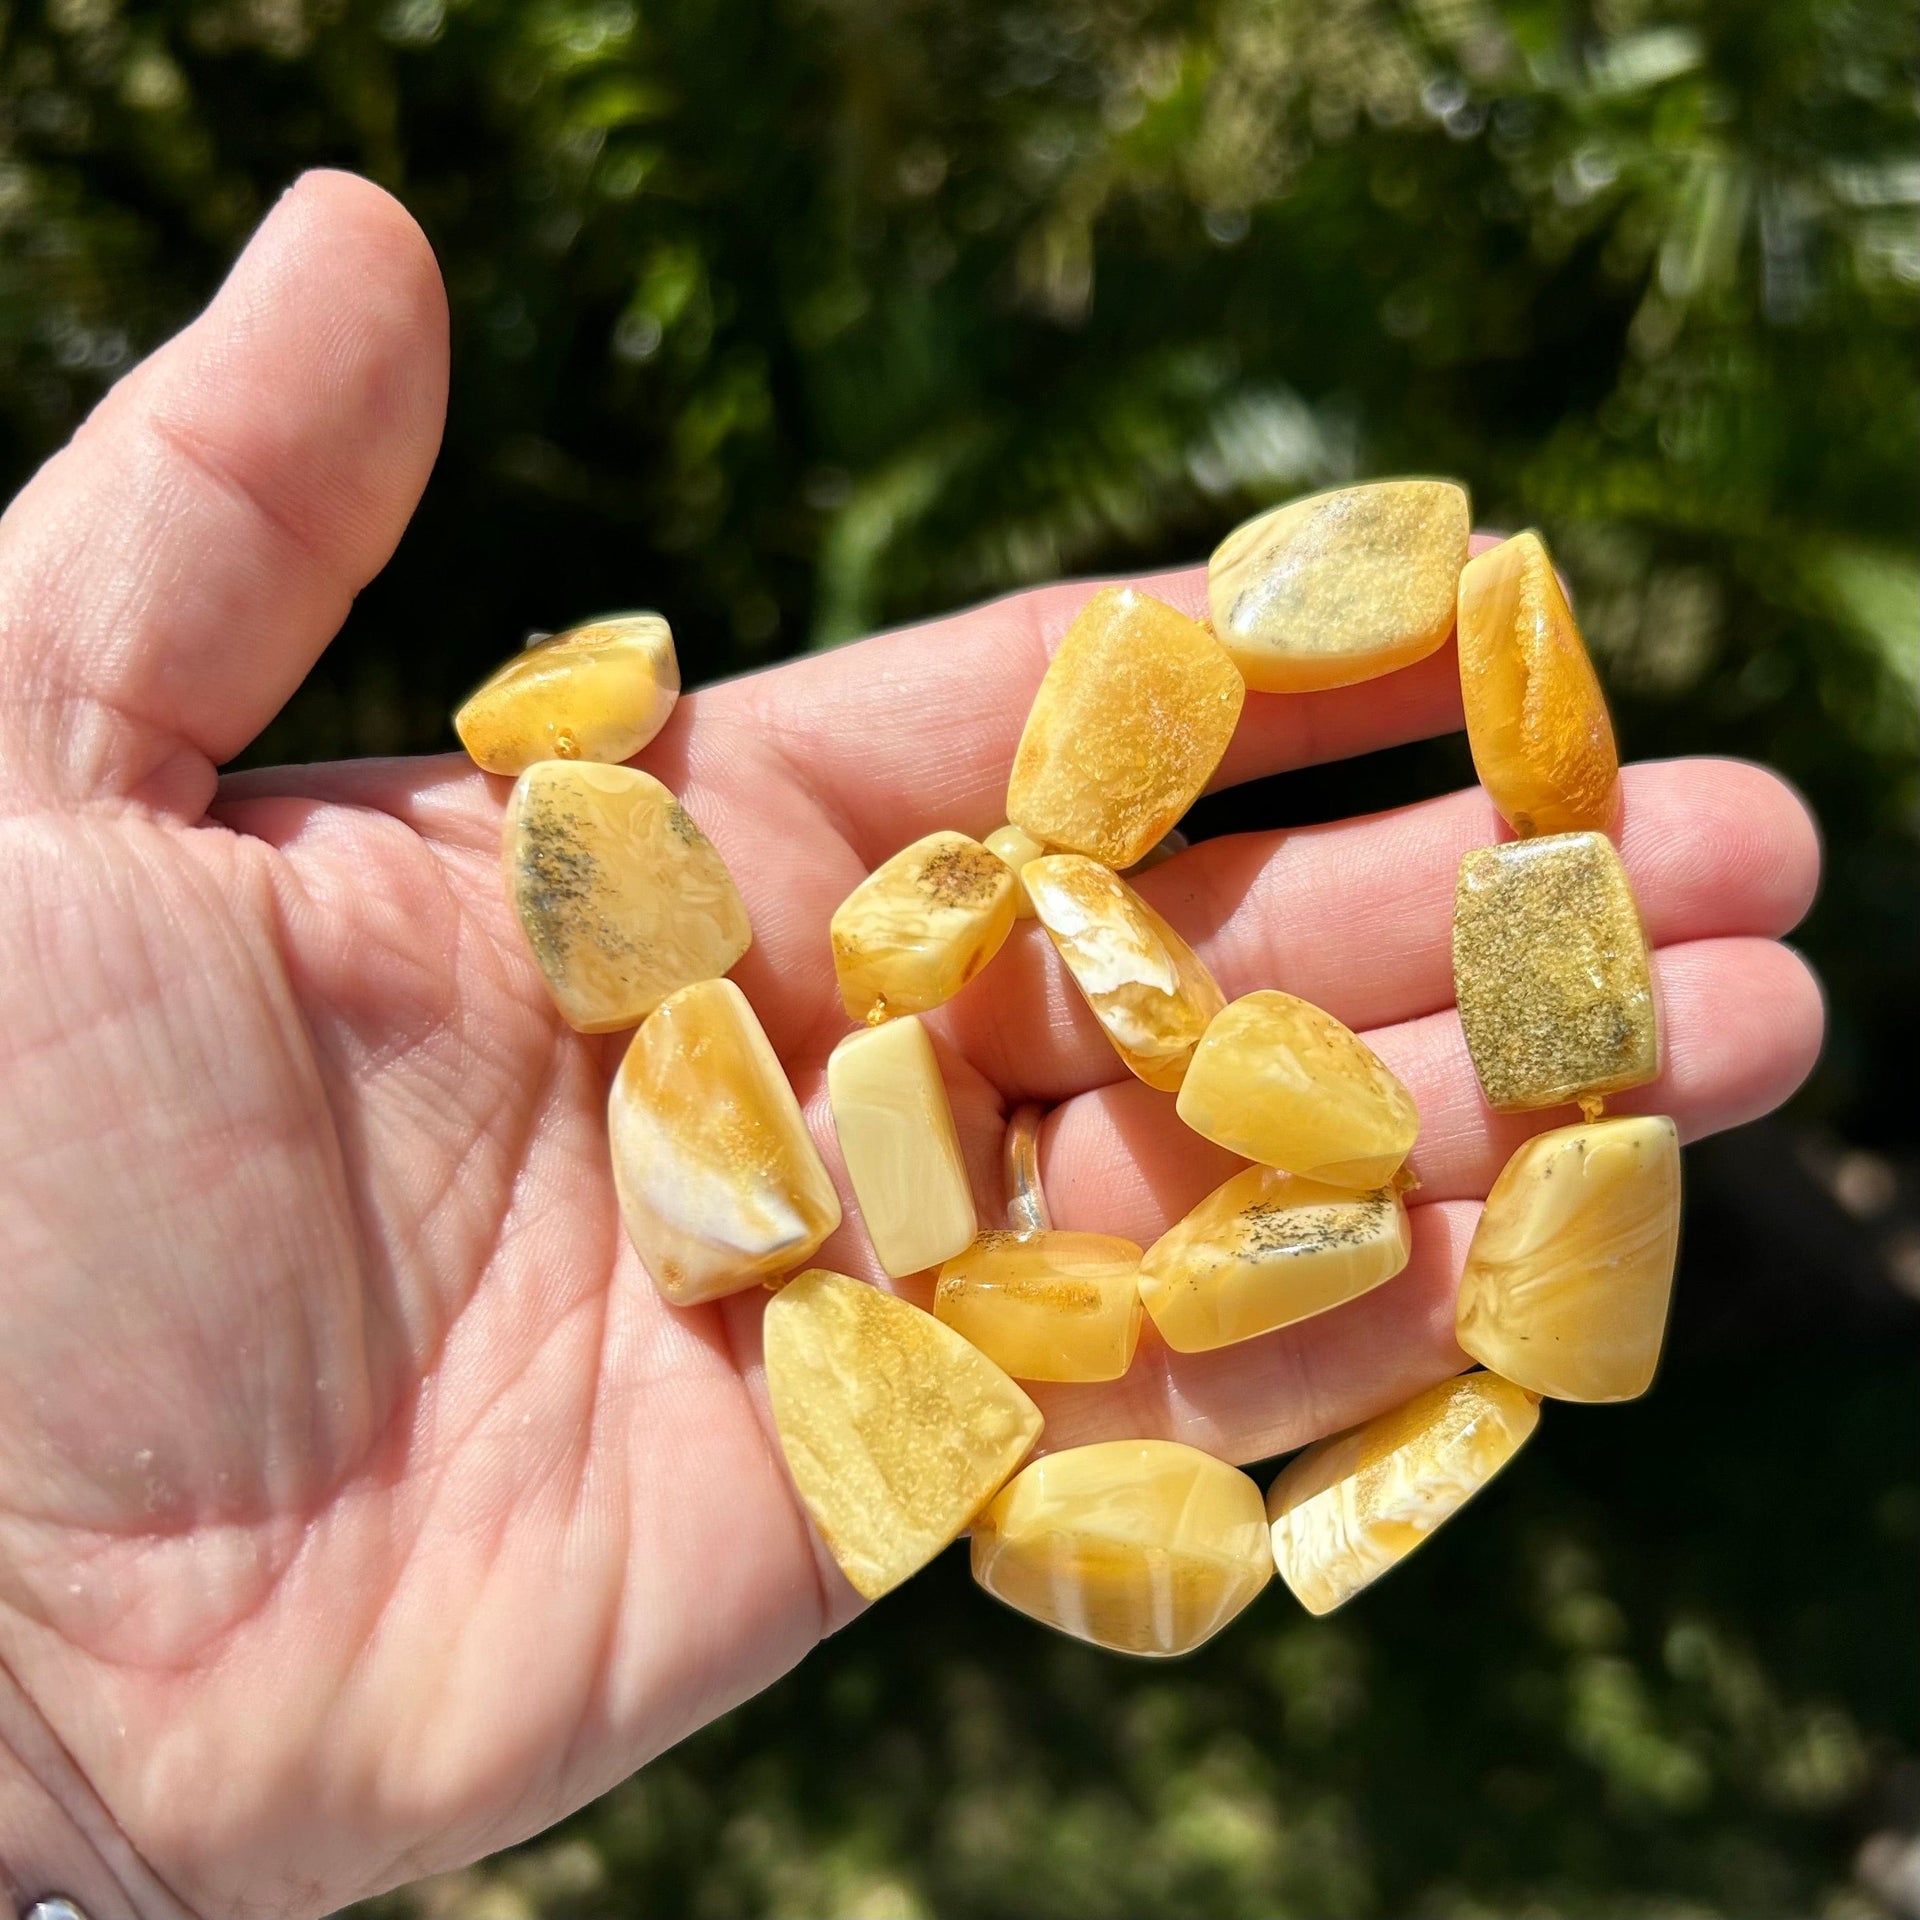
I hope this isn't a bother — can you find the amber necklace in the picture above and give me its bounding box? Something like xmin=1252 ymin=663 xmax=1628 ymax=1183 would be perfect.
xmin=454 ymin=480 xmax=1678 ymax=1654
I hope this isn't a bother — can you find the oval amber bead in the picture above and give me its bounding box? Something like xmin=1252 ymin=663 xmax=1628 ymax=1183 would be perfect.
xmin=972 ymin=1440 xmax=1272 ymax=1656
xmin=1456 ymin=530 xmax=1618 ymax=838
xmin=985 ymin=823 xmax=1049 ymax=918
xmin=456 ymin=613 xmax=679 ymax=775
xmin=502 ymin=761 xmax=750 ymax=1032
xmin=1175 ymin=991 xmax=1419 ymax=1190
xmin=1208 ymin=480 xmax=1470 ymax=692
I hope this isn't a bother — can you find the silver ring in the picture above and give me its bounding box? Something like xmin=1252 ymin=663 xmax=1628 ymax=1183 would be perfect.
xmin=1002 ymin=1102 xmax=1052 ymax=1233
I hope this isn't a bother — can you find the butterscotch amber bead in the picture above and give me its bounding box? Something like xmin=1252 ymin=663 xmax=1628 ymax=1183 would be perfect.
xmin=765 ymin=1269 xmax=1043 ymax=1601
xmin=971 ymin=1441 xmax=1272 ymax=1656
xmin=1208 ymin=480 xmax=1470 ymax=692
xmin=1024 ymin=855 xmax=1225 ymax=1091
xmin=1267 ymin=1373 xmax=1540 ymax=1615
xmin=456 ymin=614 xmax=679 ymax=775
xmin=1453 ymin=833 xmax=1659 ymax=1112
xmin=1176 ymin=991 xmax=1419 ymax=1190
xmin=1456 ymin=1116 xmax=1680 ymax=1402
xmin=985 ymin=823 xmax=1049 ymax=918
xmin=827 ymin=1016 xmax=977 ymax=1277
xmin=1457 ymin=531 xmax=1618 ymax=837
xmin=503 ymin=762 xmax=751 ymax=1032
xmin=608 ymin=979 xmax=840 ymax=1305
xmin=934 ymin=1230 xmax=1143 ymax=1382
xmin=831 ymin=831 xmax=1016 ymax=1023
xmin=1007 ymin=587 xmax=1245 ymax=870
xmin=1138 ymin=1167 xmax=1410 ymax=1353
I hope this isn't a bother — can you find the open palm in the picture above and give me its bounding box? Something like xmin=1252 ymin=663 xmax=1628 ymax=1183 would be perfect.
xmin=0 ymin=176 xmax=1824 ymax=1919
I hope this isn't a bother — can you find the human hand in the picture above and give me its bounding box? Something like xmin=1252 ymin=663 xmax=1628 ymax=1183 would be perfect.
xmin=0 ymin=173 xmax=1824 ymax=1918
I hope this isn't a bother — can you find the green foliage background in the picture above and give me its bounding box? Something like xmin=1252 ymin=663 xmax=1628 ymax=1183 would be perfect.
xmin=2 ymin=0 xmax=1916 ymax=1913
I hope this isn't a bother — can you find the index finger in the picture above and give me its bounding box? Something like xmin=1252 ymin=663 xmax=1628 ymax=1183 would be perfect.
xmin=717 ymin=538 xmax=1506 ymax=864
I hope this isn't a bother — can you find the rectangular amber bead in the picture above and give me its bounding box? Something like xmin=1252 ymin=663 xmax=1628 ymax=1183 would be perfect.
xmin=1453 ymin=833 xmax=1659 ymax=1113
xmin=1007 ymin=587 xmax=1245 ymax=870
xmin=933 ymin=1230 xmax=1143 ymax=1382
xmin=827 ymin=1016 xmax=977 ymax=1276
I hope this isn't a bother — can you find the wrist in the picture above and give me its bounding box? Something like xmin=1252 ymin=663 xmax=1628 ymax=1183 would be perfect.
xmin=0 ymin=1658 xmax=186 ymax=1920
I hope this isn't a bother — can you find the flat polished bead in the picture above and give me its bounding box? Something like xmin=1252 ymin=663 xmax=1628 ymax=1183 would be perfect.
xmin=1453 ymin=832 xmax=1659 ymax=1112
xmin=503 ymin=761 xmax=751 ymax=1032
xmin=765 ymin=1268 xmax=1042 ymax=1601
xmin=1024 ymin=855 xmax=1225 ymax=1091
xmin=1175 ymin=991 xmax=1420 ymax=1190
xmin=1457 ymin=530 xmax=1619 ymax=837
xmin=1208 ymin=480 xmax=1470 ymax=692
xmin=985 ymin=823 xmax=1048 ymax=918
xmin=1266 ymin=1372 xmax=1540 ymax=1615
xmin=608 ymin=979 xmax=840 ymax=1304
xmin=827 ymin=1016 xmax=977 ymax=1276
xmin=831 ymin=831 xmax=1016 ymax=1023
xmin=934 ymin=1230 xmax=1144 ymax=1382
xmin=1456 ymin=1116 xmax=1681 ymax=1402
xmin=1138 ymin=1167 xmax=1411 ymax=1353
xmin=456 ymin=613 xmax=679 ymax=775
xmin=1007 ymin=587 xmax=1246 ymax=870
xmin=972 ymin=1441 xmax=1272 ymax=1656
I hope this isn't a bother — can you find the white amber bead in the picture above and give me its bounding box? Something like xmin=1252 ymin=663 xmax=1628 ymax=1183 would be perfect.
xmin=971 ymin=1440 xmax=1272 ymax=1656
xmin=608 ymin=979 xmax=840 ymax=1304
xmin=827 ymin=1016 xmax=977 ymax=1276
xmin=765 ymin=1268 xmax=1043 ymax=1601
xmin=1138 ymin=1167 xmax=1410 ymax=1353
xmin=1024 ymin=855 xmax=1224 ymax=1091
xmin=456 ymin=613 xmax=679 ymax=774
xmin=503 ymin=761 xmax=750 ymax=1032
xmin=830 ymin=831 xmax=1016 ymax=1023
xmin=1454 ymin=1115 xmax=1681 ymax=1402
xmin=933 ymin=1230 xmax=1143 ymax=1382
